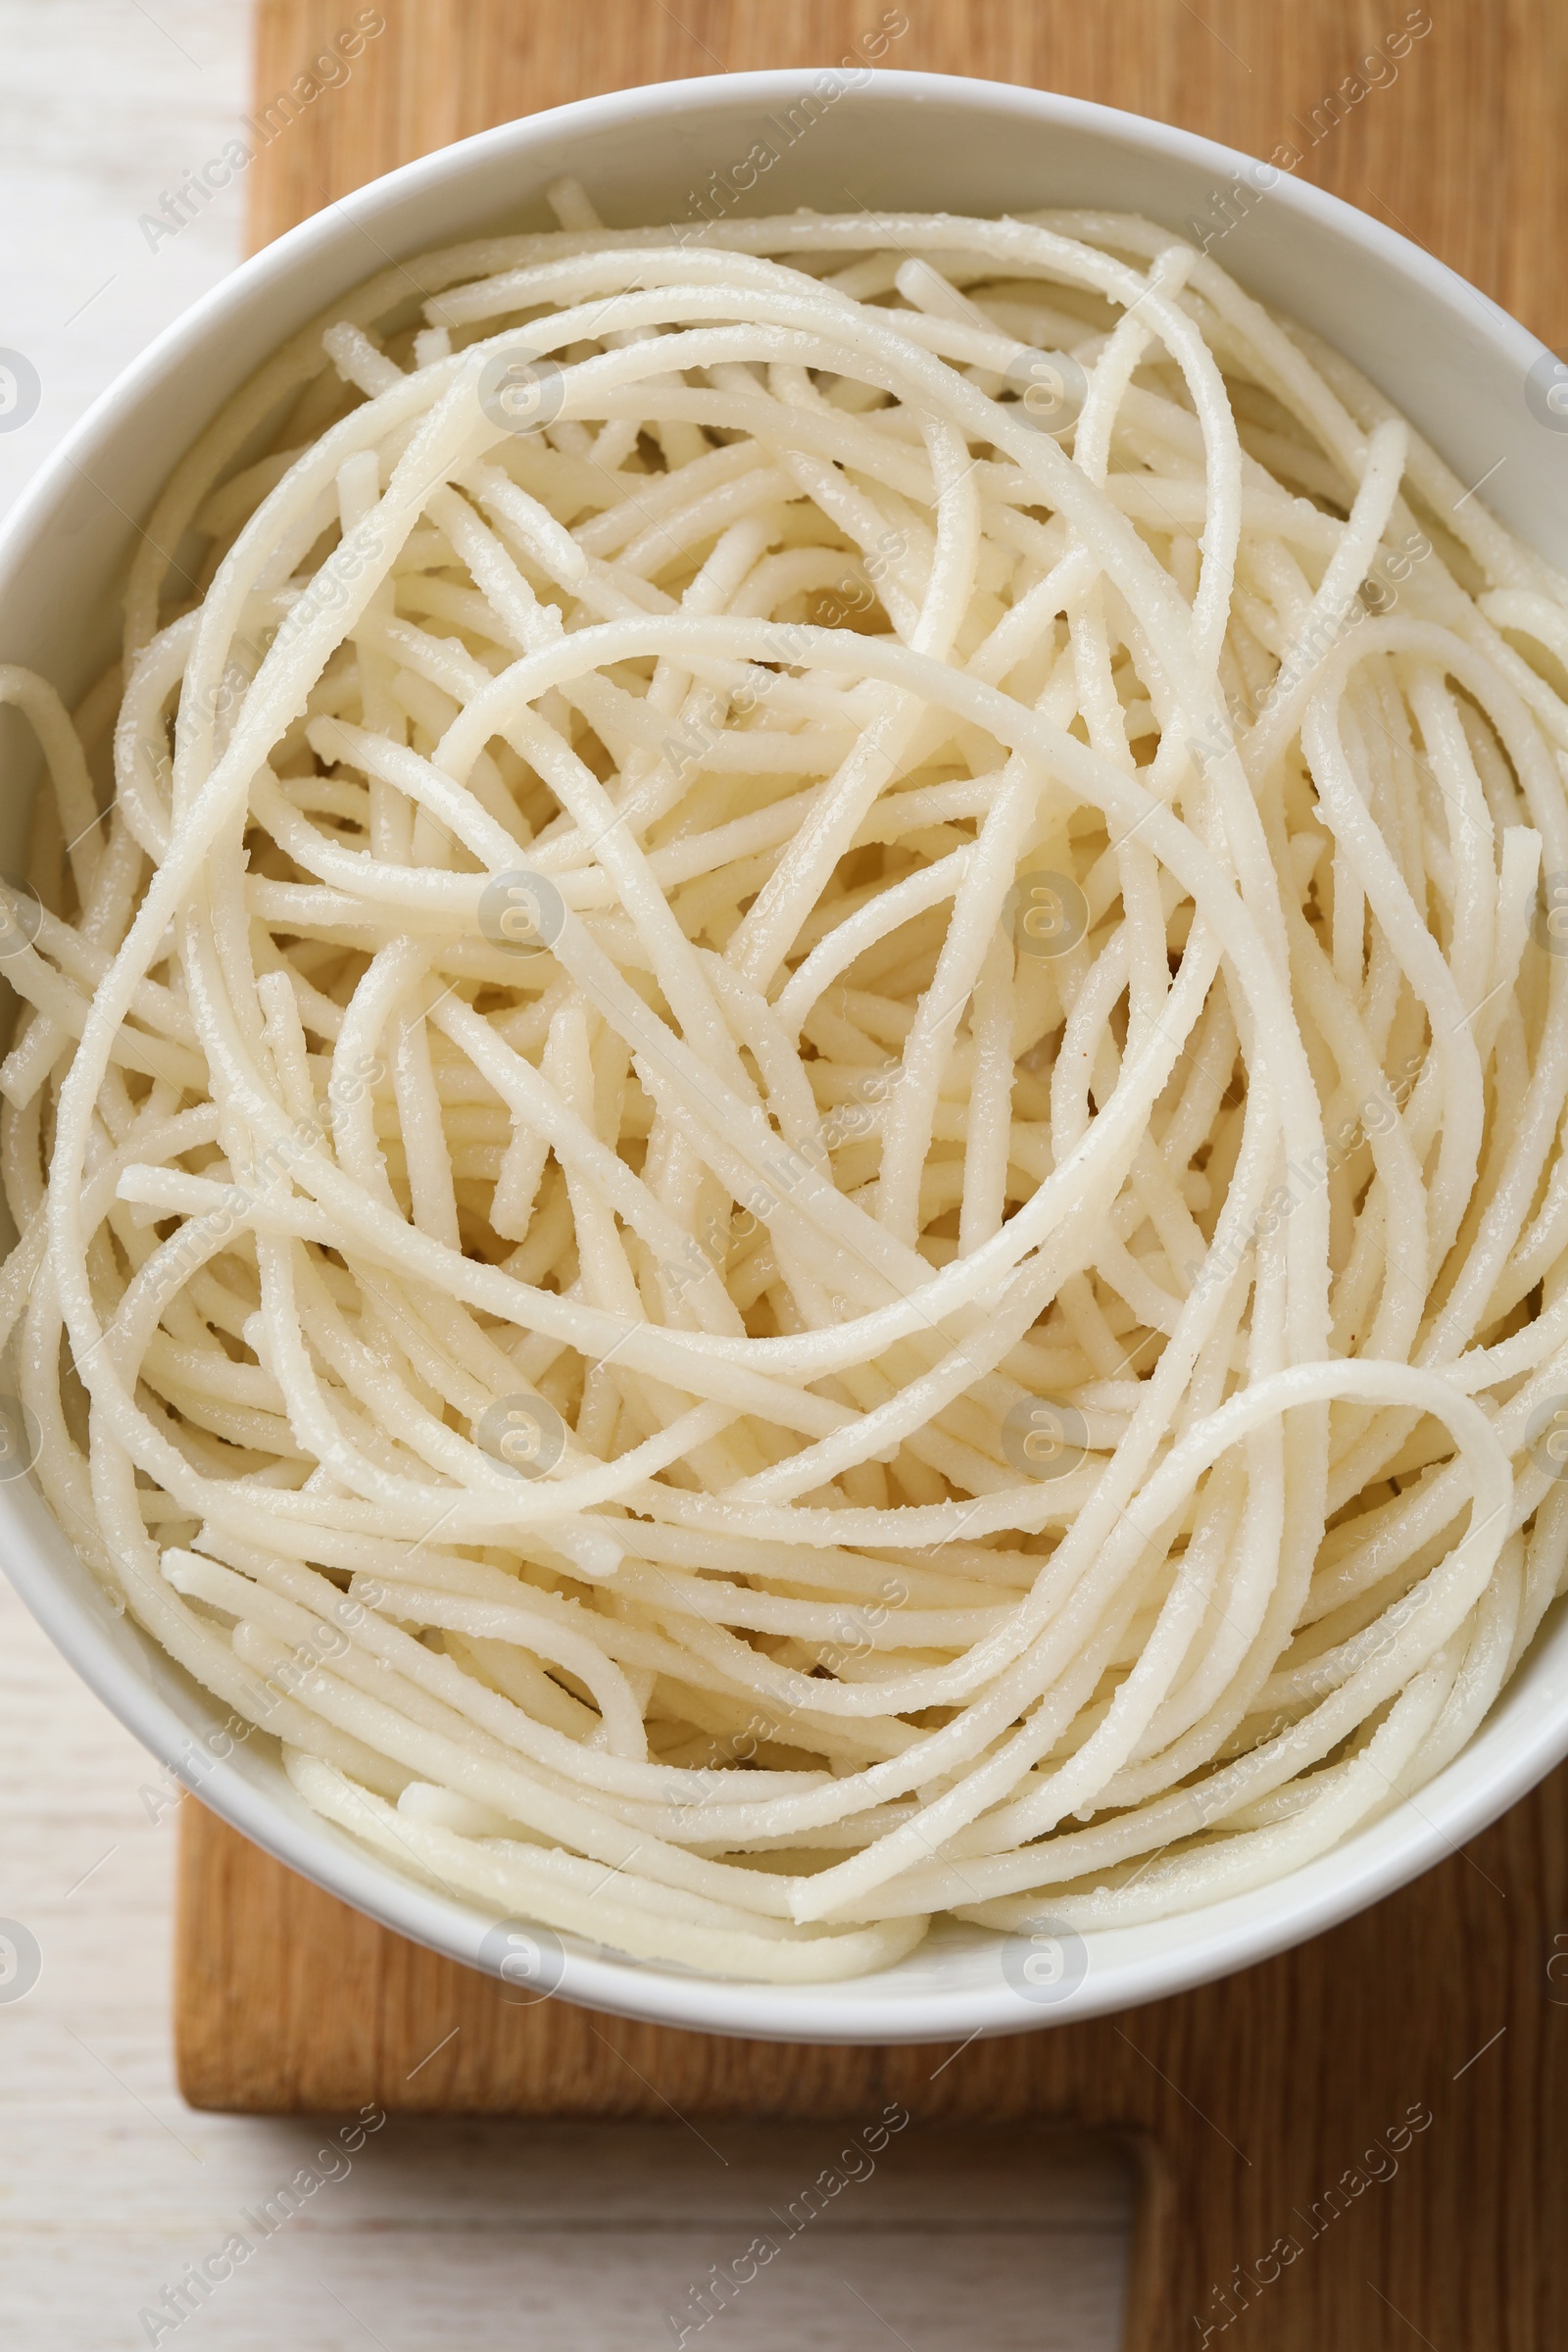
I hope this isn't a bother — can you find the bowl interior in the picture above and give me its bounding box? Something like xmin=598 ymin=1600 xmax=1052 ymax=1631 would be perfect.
xmin=1 ymin=70 xmax=1563 ymax=2041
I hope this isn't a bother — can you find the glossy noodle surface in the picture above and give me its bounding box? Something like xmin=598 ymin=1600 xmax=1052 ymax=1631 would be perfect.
xmin=4 ymin=186 xmax=1567 ymax=1979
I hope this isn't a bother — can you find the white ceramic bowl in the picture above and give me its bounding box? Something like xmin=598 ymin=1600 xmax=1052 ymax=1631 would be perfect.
xmin=3 ymin=70 xmax=1565 ymax=2045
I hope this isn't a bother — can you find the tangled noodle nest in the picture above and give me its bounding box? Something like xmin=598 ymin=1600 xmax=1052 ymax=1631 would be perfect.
xmin=4 ymin=182 xmax=1568 ymax=1984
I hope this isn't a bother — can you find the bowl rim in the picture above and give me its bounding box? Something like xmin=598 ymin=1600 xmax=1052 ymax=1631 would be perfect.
xmin=0 ymin=64 xmax=1560 ymax=2045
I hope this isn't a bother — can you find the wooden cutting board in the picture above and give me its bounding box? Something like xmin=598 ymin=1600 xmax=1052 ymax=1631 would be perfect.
xmin=176 ymin=7 xmax=1568 ymax=2346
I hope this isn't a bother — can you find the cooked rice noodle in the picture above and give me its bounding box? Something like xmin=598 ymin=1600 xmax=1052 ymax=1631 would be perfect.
xmin=4 ymin=183 xmax=1567 ymax=1983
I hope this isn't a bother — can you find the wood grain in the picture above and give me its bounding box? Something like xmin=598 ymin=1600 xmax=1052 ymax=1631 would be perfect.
xmin=248 ymin=0 xmax=1568 ymax=350
xmin=174 ymin=8 xmax=1568 ymax=2347
xmin=181 ymin=1774 xmax=1568 ymax=2350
